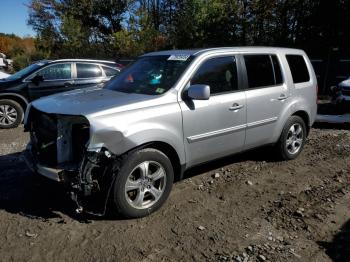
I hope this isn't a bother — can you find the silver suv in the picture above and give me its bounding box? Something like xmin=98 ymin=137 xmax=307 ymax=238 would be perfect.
xmin=24 ymin=47 xmax=317 ymax=218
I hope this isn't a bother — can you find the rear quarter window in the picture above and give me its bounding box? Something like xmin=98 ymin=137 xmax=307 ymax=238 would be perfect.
xmin=103 ymin=66 xmax=120 ymax=77
xmin=286 ymin=55 xmax=310 ymax=83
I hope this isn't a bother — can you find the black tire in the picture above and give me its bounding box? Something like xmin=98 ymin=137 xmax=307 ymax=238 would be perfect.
xmin=0 ymin=99 xmax=23 ymax=129
xmin=112 ymin=148 xmax=174 ymax=218
xmin=275 ymin=116 xmax=307 ymax=160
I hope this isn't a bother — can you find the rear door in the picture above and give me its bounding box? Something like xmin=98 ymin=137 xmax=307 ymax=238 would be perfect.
xmin=27 ymin=63 xmax=73 ymax=100
xmin=243 ymin=54 xmax=288 ymax=149
xmin=73 ymin=63 xmax=106 ymax=89
xmin=180 ymin=55 xmax=246 ymax=167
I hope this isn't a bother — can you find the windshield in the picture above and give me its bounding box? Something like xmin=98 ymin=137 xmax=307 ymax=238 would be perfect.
xmin=6 ymin=62 xmax=44 ymax=81
xmin=104 ymin=55 xmax=193 ymax=95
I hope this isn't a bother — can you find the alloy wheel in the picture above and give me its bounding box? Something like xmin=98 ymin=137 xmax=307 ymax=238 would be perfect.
xmin=124 ymin=161 xmax=167 ymax=209
xmin=0 ymin=105 xmax=18 ymax=126
xmin=286 ymin=123 xmax=304 ymax=155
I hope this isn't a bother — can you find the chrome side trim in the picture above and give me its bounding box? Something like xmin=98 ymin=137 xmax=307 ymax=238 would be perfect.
xmin=246 ymin=117 xmax=278 ymax=129
xmin=187 ymin=124 xmax=246 ymax=143
xmin=186 ymin=117 xmax=278 ymax=143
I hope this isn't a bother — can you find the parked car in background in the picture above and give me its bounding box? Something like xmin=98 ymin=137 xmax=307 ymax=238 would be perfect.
xmin=0 ymin=52 xmax=13 ymax=73
xmin=337 ymin=77 xmax=350 ymax=102
xmin=0 ymin=59 xmax=122 ymax=128
xmin=24 ymin=47 xmax=317 ymax=218
xmin=0 ymin=71 xmax=10 ymax=79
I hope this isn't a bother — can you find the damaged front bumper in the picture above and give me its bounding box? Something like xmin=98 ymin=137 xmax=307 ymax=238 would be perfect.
xmin=24 ymin=143 xmax=118 ymax=216
xmin=23 ymin=105 xmax=119 ymax=217
xmin=23 ymin=144 xmax=74 ymax=182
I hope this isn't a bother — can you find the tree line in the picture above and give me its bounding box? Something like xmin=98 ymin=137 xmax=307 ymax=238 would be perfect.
xmin=0 ymin=33 xmax=40 ymax=71
xmin=2 ymin=0 xmax=350 ymax=69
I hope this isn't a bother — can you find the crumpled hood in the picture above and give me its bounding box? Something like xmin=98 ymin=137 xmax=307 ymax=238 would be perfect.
xmin=31 ymin=87 xmax=157 ymax=116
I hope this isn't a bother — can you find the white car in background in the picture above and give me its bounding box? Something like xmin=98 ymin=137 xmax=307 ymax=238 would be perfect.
xmin=0 ymin=71 xmax=10 ymax=79
xmin=339 ymin=77 xmax=350 ymax=102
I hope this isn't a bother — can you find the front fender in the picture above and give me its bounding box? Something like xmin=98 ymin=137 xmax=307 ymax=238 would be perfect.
xmin=88 ymin=125 xmax=185 ymax=164
xmin=86 ymin=103 xmax=185 ymax=165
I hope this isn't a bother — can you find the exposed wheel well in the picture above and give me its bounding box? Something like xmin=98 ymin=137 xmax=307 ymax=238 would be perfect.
xmin=292 ymin=110 xmax=310 ymax=135
xmin=138 ymin=141 xmax=182 ymax=182
xmin=0 ymin=95 xmax=28 ymax=114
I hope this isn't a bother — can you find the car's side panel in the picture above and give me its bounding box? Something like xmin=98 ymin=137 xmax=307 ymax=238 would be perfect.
xmin=179 ymin=91 xmax=246 ymax=167
xmin=176 ymin=53 xmax=247 ymax=168
xmin=242 ymin=51 xmax=316 ymax=149
xmin=268 ymin=51 xmax=317 ymax=143
xmin=244 ymin=84 xmax=289 ymax=149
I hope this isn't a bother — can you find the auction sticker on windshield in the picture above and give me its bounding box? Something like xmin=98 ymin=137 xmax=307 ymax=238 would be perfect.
xmin=168 ymin=55 xmax=190 ymax=61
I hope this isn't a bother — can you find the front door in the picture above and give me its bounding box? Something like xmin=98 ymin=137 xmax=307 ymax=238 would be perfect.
xmin=27 ymin=63 xmax=73 ymax=101
xmin=179 ymin=56 xmax=246 ymax=167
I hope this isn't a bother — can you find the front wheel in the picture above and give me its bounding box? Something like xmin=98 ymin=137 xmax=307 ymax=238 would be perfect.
xmin=112 ymin=148 xmax=174 ymax=218
xmin=0 ymin=99 xmax=23 ymax=129
xmin=275 ymin=116 xmax=307 ymax=160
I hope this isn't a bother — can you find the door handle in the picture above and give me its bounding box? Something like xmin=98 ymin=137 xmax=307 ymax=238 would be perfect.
xmin=229 ymin=103 xmax=244 ymax=111
xmin=277 ymin=94 xmax=288 ymax=100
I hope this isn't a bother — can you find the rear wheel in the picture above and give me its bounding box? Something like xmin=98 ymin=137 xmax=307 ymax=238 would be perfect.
xmin=276 ymin=116 xmax=306 ymax=160
xmin=112 ymin=148 xmax=174 ymax=218
xmin=0 ymin=99 xmax=23 ymax=129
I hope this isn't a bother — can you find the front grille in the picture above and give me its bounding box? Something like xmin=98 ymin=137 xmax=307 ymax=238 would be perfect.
xmin=31 ymin=108 xmax=57 ymax=166
xmin=72 ymin=123 xmax=90 ymax=163
xmin=30 ymin=108 xmax=90 ymax=167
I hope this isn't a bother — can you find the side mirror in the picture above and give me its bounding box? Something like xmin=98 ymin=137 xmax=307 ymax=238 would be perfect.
xmin=31 ymin=74 xmax=44 ymax=85
xmin=187 ymin=84 xmax=210 ymax=100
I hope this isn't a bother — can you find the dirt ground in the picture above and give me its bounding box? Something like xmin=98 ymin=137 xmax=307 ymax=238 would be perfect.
xmin=0 ymin=124 xmax=349 ymax=262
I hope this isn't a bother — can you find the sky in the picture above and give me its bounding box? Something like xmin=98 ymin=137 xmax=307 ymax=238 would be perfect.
xmin=0 ymin=0 xmax=35 ymax=37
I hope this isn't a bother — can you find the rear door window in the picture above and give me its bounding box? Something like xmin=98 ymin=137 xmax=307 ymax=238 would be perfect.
xmin=244 ymin=54 xmax=284 ymax=89
xmin=286 ymin=55 xmax=310 ymax=83
xmin=76 ymin=63 xmax=103 ymax=78
xmin=244 ymin=55 xmax=275 ymax=88
xmin=191 ymin=56 xmax=238 ymax=94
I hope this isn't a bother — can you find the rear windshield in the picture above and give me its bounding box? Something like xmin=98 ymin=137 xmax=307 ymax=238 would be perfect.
xmin=104 ymin=55 xmax=193 ymax=95
xmin=286 ymin=55 xmax=310 ymax=83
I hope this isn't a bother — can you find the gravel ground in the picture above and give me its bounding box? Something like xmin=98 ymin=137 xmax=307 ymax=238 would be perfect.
xmin=0 ymin=125 xmax=349 ymax=261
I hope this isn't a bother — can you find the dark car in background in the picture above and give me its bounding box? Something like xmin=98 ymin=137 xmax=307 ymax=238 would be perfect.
xmin=0 ymin=59 xmax=122 ymax=128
